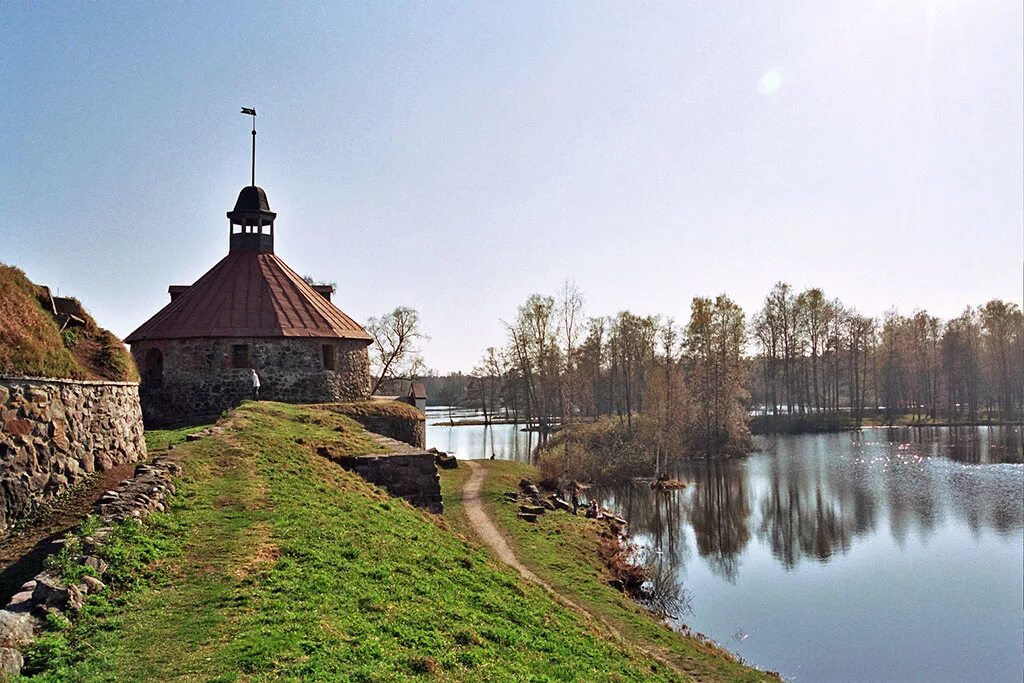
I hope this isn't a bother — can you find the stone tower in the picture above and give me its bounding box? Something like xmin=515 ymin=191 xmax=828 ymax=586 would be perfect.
xmin=125 ymin=183 xmax=372 ymax=426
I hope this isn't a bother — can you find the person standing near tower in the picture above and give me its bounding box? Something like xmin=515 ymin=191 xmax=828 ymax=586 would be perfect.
xmin=250 ymin=368 xmax=261 ymax=401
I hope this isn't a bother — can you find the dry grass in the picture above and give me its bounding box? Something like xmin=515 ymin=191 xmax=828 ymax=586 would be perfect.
xmin=314 ymin=399 xmax=424 ymax=421
xmin=0 ymin=263 xmax=137 ymax=381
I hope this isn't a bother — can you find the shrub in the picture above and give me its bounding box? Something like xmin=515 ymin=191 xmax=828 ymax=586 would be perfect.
xmin=537 ymin=417 xmax=658 ymax=484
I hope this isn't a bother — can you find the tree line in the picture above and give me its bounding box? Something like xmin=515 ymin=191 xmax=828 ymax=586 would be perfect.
xmin=750 ymin=283 xmax=1023 ymax=424
xmin=460 ymin=283 xmax=751 ymax=459
xmin=440 ymin=283 xmax=1021 ymax=458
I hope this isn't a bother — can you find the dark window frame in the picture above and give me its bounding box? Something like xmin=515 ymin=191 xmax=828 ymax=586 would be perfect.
xmin=231 ymin=344 xmax=250 ymax=369
xmin=322 ymin=343 xmax=336 ymax=370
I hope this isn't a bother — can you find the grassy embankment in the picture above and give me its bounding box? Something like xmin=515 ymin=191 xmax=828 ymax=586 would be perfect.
xmin=440 ymin=460 xmax=775 ymax=682
xmin=857 ymin=412 xmax=1023 ymax=427
xmin=0 ymin=263 xmax=136 ymax=381
xmin=316 ymin=399 xmax=425 ymax=423
xmin=16 ymin=401 xmax=735 ymax=681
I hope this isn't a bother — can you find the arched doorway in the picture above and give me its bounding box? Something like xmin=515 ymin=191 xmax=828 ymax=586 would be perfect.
xmin=144 ymin=348 xmax=163 ymax=386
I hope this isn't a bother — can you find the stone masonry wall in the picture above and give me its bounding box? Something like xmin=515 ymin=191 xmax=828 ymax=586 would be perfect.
xmin=348 ymin=415 xmax=425 ymax=449
xmin=336 ymin=453 xmax=442 ymax=514
xmin=132 ymin=337 xmax=371 ymax=426
xmin=0 ymin=377 xmax=146 ymax=532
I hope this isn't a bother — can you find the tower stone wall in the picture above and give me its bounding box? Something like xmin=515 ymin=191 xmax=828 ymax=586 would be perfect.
xmin=132 ymin=337 xmax=370 ymax=426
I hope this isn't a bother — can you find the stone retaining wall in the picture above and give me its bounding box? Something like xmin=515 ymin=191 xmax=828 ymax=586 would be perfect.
xmin=340 ymin=453 xmax=442 ymax=513
xmin=0 ymin=377 xmax=146 ymax=532
xmin=0 ymin=458 xmax=180 ymax=676
xmin=322 ymin=444 xmax=442 ymax=514
xmin=349 ymin=415 xmax=425 ymax=449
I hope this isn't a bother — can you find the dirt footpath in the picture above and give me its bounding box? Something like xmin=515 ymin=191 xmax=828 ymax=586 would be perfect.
xmin=0 ymin=461 xmax=138 ymax=603
xmin=460 ymin=460 xmax=691 ymax=680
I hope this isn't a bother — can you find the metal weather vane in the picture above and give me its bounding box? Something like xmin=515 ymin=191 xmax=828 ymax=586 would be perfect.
xmin=241 ymin=107 xmax=257 ymax=186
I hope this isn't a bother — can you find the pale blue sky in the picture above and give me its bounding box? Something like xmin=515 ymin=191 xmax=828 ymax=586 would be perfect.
xmin=2 ymin=1 xmax=1021 ymax=371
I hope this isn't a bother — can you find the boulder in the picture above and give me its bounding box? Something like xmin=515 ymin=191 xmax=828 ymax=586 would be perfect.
xmin=0 ymin=646 xmax=23 ymax=676
xmin=81 ymin=555 xmax=109 ymax=574
xmin=31 ymin=573 xmax=69 ymax=610
xmin=517 ymin=512 xmax=539 ymax=523
xmin=81 ymin=576 xmax=106 ymax=594
xmin=66 ymin=584 xmax=86 ymax=611
xmin=435 ymin=453 xmax=458 ymax=469
xmin=552 ymin=497 xmax=572 ymax=512
xmin=518 ymin=505 xmax=546 ymax=515
xmin=0 ymin=609 xmax=38 ymax=646
xmin=6 ymin=590 xmax=35 ymax=612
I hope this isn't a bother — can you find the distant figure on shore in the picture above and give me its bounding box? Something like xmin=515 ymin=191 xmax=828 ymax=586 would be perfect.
xmin=250 ymin=368 xmax=261 ymax=400
xmin=585 ymin=500 xmax=600 ymax=519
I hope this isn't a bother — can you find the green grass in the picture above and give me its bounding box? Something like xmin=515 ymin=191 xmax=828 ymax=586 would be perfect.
xmin=18 ymin=402 xmax=701 ymax=682
xmin=440 ymin=460 xmax=776 ymax=682
xmin=143 ymin=424 xmax=211 ymax=452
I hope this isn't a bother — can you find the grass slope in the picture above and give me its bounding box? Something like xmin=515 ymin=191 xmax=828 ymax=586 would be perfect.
xmin=19 ymin=402 xmax=696 ymax=682
xmin=440 ymin=460 xmax=775 ymax=682
xmin=0 ymin=263 xmax=136 ymax=381
xmin=315 ymin=400 xmax=425 ymax=422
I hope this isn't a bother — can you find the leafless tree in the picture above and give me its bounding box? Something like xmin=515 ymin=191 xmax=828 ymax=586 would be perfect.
xmin=367 ymin=306 xmax=427 ymax=395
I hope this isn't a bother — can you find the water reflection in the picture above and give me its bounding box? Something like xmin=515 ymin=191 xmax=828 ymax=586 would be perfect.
xmin=584 ymin=426 xmax=1024 ymax=681
xmin=425 ymin=407 xmax=537 ymax=461
xmin=429 ymin=416 xmax=1023 ymax=679
xmin=590 ymin=427 xmax=1023 ymax=578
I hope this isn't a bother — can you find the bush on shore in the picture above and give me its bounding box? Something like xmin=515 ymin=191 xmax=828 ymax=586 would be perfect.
xmin=537 ymin=417 xmax=658 ymax=484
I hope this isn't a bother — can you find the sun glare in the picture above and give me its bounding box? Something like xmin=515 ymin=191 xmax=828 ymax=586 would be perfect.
xmin=758 ymin=67 xmax=784 ymax=95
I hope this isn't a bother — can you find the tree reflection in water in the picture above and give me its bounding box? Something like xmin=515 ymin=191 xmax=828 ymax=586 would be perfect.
xmin=686 ymin=459 xmax=750 ymax=582
xmin=586 ymin=426 xmax=1023 ymax=581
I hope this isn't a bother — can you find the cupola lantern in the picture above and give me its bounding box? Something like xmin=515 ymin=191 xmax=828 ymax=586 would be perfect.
xmin=227 ymin=185 xmax=276 ymax=253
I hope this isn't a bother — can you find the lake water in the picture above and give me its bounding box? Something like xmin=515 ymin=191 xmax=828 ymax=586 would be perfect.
xmin=428 ymin=414 xmax=1024 ymax=682
xmin=425 ymin=407 xmax=537 ymax=461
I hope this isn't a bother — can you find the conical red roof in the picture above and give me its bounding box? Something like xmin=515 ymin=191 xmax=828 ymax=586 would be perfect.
xmin=125 ymin=251 xmax=372 ymax=343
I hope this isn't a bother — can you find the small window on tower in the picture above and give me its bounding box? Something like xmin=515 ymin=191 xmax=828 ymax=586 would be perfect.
xmin=322 ymin=344 xmax=336 ymax=370
xmin=231 ymin=344 xmax=250 ymax=369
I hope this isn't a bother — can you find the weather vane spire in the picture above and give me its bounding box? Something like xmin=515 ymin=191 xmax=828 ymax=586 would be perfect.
xmin=241 ymin=107 xmax=257 ymax=186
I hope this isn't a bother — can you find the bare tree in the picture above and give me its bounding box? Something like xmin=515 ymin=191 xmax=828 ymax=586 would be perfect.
xmin=557 ymin=280 xmax=585 ymax=479
xmin=684 ymin=295 xmax=749 ymax=456
xmin=367 ymin=306 xmax=427 ymax=395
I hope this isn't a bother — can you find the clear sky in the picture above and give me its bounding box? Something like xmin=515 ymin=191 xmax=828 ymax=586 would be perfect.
xmin=2 ymin=1 xmax=1022 ymax=372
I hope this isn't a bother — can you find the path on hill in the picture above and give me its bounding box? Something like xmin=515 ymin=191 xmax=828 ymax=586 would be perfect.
xmin=460 ymin=460 xmax=691 ymax=681
xmin=461 ymin=461 xmax=544 ymax=585
xmin=0 ymin=461 xmax=138 ymax=603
